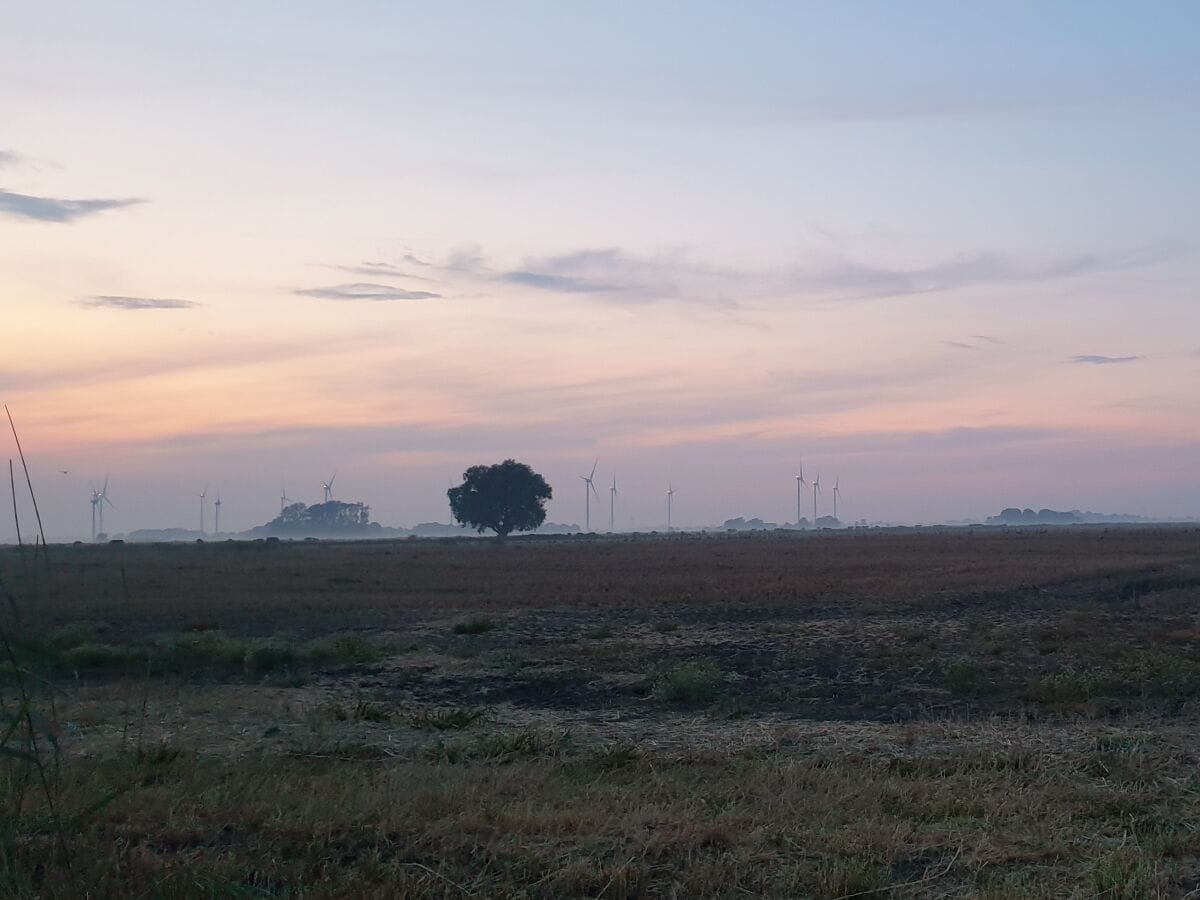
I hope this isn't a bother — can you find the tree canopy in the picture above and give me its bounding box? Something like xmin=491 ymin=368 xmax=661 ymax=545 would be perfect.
xmin=255 ymin=501 xmax=376 ymax=536
xmin=448 ymin=459 xmax=552 ymax=538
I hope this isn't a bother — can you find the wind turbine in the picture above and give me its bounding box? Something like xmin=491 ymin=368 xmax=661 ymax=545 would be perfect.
xmin=322 ymin=472 xmax=337 ymax=503
xmin=812 ymin=472 xmax=821 ymax=525
xmin=667 ymin=485 xmax=675 ymax=532
xmin=90 ymin=476 xmax=113 ymax=540
xmin=794 ymin=459 xmax=807 ymax=527
xmin=196 ymin=485 xmax=209 ymax=533
xmin=580 ymin=461 xmax=598 ymax=531
xmin=214 ymin=494 xmax=222 ymax=535
xmin=609 ymin=474 xmax=618 ymax=532
xmin=832 ymin=477 xmax=842 ymax=522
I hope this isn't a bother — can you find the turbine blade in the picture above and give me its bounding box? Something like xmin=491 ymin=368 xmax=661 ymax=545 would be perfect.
xmin=589 ymin=460 xmax=598 ymax=480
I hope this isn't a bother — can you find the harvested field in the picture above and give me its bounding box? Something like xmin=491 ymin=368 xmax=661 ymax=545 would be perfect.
xmin=4 ymin=526 xmax=1200 ymax=897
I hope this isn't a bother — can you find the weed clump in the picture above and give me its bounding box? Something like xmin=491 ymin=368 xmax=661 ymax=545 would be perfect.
xmin=301 ymin=634 xmax=385 ymax=665
xmin=942 ymin=656 xmax=990 ymax=695
xmin=326 ymin=698 xmax=391 ymax=723
xmin=242 ymin=641 xmax=296 ymax=672
xmin=409 ymin=707 xmax=486 ymax=730
xmin=1024 ymin=666 xmax=1115 ymax=705
xmin=654 ymin=660 xmax=723 ymax=704
xmin=452 ymin=617 xmax=495 ymax=635
xmin=61 ymin=642 xmax=136 ymax=670
xmin=426 ymin=728 xmax=571 ymax=763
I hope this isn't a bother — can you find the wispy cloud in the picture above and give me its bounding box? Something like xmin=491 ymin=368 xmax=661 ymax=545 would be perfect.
xmin=399 ymin=239 xmax=1188 ymax=308
xmin=329 ymin=261 xmax=440 ymax=282
xmin=504 ymin=270 xmax=629 ymax=293
xmin=943 ymin=334 xmax=1008 ymax=351
xmin=0 ymin=150 xmax=23 ymax=169
xmin=495 ymin=248 xmax=737 ymax=306
xmin=295 ymin=282 xmax=441 ymax=302
xmin=790 ymin=241 xmax=1189 ymax=303
xmin=1069 ymin=354 xmax=1143 ymax=365
xmin=0 ymin=189 xmax=145 ymax=223
xmin=82 ymin=295 xmax=199 ymax=310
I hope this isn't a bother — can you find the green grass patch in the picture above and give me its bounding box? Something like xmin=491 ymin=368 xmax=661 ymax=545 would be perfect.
xmin=18 ymin=625 xmax=393 ymax=678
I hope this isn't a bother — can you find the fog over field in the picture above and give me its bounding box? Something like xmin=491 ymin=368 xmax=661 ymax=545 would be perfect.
xmin=3 ymin=4 xmax=1198 ymax=538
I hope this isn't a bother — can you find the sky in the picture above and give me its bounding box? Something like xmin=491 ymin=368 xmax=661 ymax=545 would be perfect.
xmin=2 ymin=2 xmax=1199 ymax=539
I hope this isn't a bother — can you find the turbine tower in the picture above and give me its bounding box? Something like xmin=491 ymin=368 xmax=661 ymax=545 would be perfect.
xmin=667 ymin=485 xmax=675 ymax=532
xmin=280 ymin=484 xmax=292 ymax=514
xmin=812 ymin=472 xmax=821 ymax=525
xmin=794 ymin=459 xmax=807 ymax=527
xmin=832 ymin=477 xmax=841 ymax=521
xmin=90 ymin=487 xmax=101 ymax=541
xmin=322 ymin=472 xmax=337 ymax=503
xmin=214 ymin=494 xmax=222 ymax=535
xmin=196 ymin=485 xmax=209 ymax=533
xmin=580 ymin=461 xmax=598 ymax=531
xmin=609 ymin=474 xmax=618 ymax=532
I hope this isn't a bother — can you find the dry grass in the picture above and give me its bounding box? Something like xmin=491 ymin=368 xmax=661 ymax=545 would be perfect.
xmin=3 ymin=526 xmax=1200 ymax=896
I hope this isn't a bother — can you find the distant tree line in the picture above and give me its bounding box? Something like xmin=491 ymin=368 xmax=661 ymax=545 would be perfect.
xmin=986 ymin=507 xmax=1148 ymax=525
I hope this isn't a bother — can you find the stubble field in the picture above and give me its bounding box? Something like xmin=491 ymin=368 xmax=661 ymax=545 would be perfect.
xmin=4 ymin=526 xmax=1200 ymax=897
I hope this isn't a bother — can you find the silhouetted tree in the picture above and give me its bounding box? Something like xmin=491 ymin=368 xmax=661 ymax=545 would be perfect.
xmin=448 ymin=459 xmax=552 ymax=538
xmin=262 ymin=500 xmax=373 ymax=534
